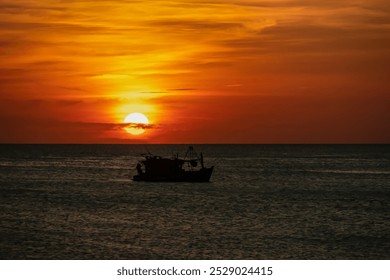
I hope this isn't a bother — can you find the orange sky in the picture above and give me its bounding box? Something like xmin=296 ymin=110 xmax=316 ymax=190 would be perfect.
xmin=1 ymin=0 xmax=389 ymax=143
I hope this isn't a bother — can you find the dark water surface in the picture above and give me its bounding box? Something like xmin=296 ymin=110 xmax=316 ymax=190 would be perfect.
xmin=0 ymin=144 xmax=389 ymax=259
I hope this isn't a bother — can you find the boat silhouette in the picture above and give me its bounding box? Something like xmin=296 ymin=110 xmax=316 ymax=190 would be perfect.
xmin=133 ymin=146 xmax=214 ymax=182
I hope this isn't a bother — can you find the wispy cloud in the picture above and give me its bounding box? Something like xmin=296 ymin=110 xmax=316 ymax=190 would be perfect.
xmin=122 ymin=123 xmax=157 ymax=130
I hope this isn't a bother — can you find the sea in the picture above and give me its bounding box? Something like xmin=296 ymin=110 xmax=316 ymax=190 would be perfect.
xmin=0 ymin=144 xmax=389 ymax=259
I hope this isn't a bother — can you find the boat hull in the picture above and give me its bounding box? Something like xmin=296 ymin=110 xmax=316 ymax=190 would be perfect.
xmin=133 ymin=166 xmax=214 ymax=182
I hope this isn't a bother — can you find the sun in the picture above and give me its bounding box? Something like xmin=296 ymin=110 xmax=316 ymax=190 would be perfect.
xmin=124 ymin=112 xmax=149 ymax=135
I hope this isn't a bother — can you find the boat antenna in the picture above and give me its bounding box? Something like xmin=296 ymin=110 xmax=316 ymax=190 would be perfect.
xmin=184 ymin=146 xmax=199 ymax=161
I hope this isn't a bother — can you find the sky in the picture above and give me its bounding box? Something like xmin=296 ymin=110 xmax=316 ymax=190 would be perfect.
xmin=0 ymin=0 xmax=389 ymax=143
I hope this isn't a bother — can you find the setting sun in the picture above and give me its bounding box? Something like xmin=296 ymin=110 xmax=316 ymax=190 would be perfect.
xmin=124 ymin=113 xmax=149 ymax=136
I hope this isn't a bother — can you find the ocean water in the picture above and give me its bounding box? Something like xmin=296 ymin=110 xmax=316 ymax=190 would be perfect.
xmin=0 ymin=144 xmax=389 ymax=259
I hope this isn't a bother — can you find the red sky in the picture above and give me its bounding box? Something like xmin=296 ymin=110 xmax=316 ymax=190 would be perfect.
xmin=1 ymin=0 xmax=389 ymax=143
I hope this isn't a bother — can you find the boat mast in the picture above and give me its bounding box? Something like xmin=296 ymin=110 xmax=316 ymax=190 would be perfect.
xmin=185 ymin=146 xmax=197 ymax=160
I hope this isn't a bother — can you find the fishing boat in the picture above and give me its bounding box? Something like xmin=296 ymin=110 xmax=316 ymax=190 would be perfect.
xmin=133 ymin=146 xmax=214 ymax=182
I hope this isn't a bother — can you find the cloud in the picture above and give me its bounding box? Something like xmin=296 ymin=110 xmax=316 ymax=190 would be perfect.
xmin=115 ymin=123 xmax=158 ymax=130
xmin=233 ymin=0 xmax=342 ymax=8
xmin=168 ymin=88 xmax=197 ymax=91
xmin=147 ymin=19 xmax=243 ymax=31
xmin=232 ymin=0 xmax=390 ymax=10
